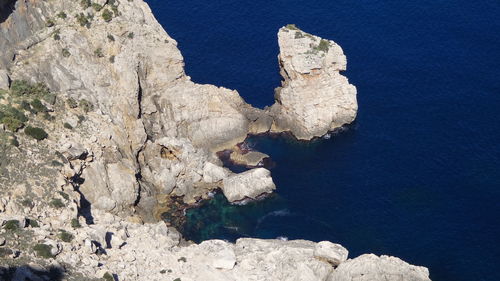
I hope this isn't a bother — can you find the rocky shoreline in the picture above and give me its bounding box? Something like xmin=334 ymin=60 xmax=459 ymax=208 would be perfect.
xmin=0 ymin=0 xmax=431 ymax=280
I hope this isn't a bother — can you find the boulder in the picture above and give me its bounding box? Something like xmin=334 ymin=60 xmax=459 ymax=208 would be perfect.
xmin=222 ymin=168 xmax=276 ymax=202
xmin=198 ymin=240 xmax=237 ymax=269
xmin=314 ymin=241 xmax=348 ymax=266
xmin=328 ymin=254 xmax=432 ymax=281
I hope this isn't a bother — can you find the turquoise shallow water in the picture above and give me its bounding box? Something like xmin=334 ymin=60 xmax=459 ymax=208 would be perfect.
xmin=145 ymin=1 xmax=500 ymax=280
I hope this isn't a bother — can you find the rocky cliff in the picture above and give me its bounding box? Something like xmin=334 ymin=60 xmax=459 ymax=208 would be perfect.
xmin=0 ymin=0 xmax=429 ymax=280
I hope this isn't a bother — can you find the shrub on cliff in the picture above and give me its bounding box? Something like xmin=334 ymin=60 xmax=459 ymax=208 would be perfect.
xmin=103 ymin=272 xmax=114 ymax=281
xmin=314 ymin=39 xmax=330 ymax=52
xmin=33 ymin=244 xmax=54 ymax=259
xmin=62 ymin=48 xmax=71 ymax=58
xmin=57 ymin=11 xmax=67 ymax=19
xmin=45 ymin=19 xmax=55 ymax=27
xmin=24 ymin=126 xmax=48 ymax=141
xmin=94 ymin=48 xmax=104 ymax=58
xmin=71 ymin=218 xmax=81 ymax=228
xmin=30 ymin=99 xmax=48 ymax=113
xmin=67 ymin=97 xmax=78 ymax=108
xmin=0 ymin=105 xmax=28 ymax=123
xmin=58 ymin=230 xmax=74 ymax=242
xmin=102 ymin=9 xmax=113 ymax=22
xmin=76 ymin=13 xmax=90 ymax=28
xmin=92 ymin=3 xmax=103 ymax=11
xmin=1 ymin=117 xmax=24 ymax=132
xmin=3 ymin=220 xmax=19 ymax=231
xmin=79 ymin=99 xmax=94 ymax=112
xmin=10 ymin=80 xmax=50 ymax=97
xmin=80 ymin=0 xmax=91 ymax=9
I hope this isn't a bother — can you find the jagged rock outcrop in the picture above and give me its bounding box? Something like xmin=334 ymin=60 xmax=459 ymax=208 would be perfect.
xmin=265 ymin=25 xmax=358 ymax=140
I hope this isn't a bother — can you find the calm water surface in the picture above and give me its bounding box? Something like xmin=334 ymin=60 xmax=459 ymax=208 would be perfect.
xmin=145 ymin=1 xmax=500 ymax=280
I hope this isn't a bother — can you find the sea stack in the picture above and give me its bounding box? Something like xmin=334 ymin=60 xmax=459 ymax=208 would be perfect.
xmin=268 ymin=24 xmax=358 ymax=140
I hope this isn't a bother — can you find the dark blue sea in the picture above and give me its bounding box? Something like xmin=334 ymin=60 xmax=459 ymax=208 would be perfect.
xmin=145 ymin=1 xmax=500 ymax=280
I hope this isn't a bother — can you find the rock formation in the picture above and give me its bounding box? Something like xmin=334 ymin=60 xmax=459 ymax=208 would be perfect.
xmin=265 ymin=25 xmax=358 ymax=140
xmin=0 ymin=0 xmax=428 ymax=280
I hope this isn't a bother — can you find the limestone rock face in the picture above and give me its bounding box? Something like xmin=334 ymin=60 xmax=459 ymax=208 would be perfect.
xmin=222 ymin=168 xmax=276 ymax=202
xmin=329 ymin=254 xmax=432 ymax=281
xmin=1 ymin=0 xmax=256 ymax=215
xmin=268 ymin=25 xmax=358 ymax=140
xmin=0 ymin=69 xmax=8 ymax=90
xmin=232 ymin=238 xmax=334 ymax=281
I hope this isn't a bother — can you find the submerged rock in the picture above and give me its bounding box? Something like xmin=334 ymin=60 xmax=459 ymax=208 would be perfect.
xmin=267 ymin=25 xmax=358 ymax=140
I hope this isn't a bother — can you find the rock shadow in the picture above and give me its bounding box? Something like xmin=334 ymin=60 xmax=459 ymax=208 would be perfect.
xmin=0 ymin=265 xmax=65 ymax=281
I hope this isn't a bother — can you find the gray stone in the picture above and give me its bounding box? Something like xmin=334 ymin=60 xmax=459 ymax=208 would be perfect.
xmin=314 ymin=241 xmax=349 ymax=265
xmin=0 ymin=69 xmax=8 ymax=90
xmin=328 ymin=254 xmax=432 ymax=281
xmin=222 ymin=168 xmax=276 ymax=202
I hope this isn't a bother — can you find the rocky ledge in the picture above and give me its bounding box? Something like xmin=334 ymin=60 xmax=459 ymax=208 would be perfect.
xmin=0 ymin=0 xmax=429 ymax=280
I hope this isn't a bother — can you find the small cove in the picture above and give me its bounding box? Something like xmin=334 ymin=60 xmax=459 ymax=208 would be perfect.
xmin=146 ymin=1 xmax=500 ymax=280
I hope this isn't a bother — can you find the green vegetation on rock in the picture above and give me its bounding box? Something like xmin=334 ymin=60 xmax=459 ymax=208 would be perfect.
xmin=1 ymin=117 xmax=23 ymax=132
xmin=314 ymin=39 xmax=330 ymax=52
xmin=50 ymin=198 xmax=65 ymax=208
xmin=57 ymin=11 xmax=67 ymax=19
xmin=10 ymin=80 xmax=50 ymax=97
xmin=71 ymin=218 xmax=81 ymax=228
xmin=30 ymin=99 xmax=48 ymax=113
xmin=24 ymin=126 xmax=48 ymax=140
xmin=63 ymin=122 xmax=73 ymax=129
xmin=92 ymin=3 xmax=103 ymax=11
xmin=103 ymin=272 xmax=114 ymax=281
xmin=33 ymin=244 xmax=54 ymax=259
xmin=4 ymin=220 xmax=20 ymax=231
xmin=28 ymin=219 xmax=39 ymax=228
xmin=67 ymin=97 xmax=78 ymax=108
xmin=286 ymin=24 xmax=299 ymax=30
xmin=58 ymin=230 xmax=74 ymax=242
xmin=79 ymin=99 xmax=94 ymax=112
xmin=94 ymin=48 xmax=104 ymax=58
xmin=102 ymin=9 xmax=113 ymax=22
xmin=76 ymin=13 xmax=90 ymax=28
xmin=46 ymin=19 xmax=55 ymax=27
xmin=62 ymin=48 xmax=71 ymax=57
xmin=80 ymin=0 xmax=91 ymax=9
xmin=295 ymin=31 xmax=304 ymax=39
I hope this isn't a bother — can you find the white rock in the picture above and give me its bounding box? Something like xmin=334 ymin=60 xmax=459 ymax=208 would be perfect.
xmin=198 ymin=240 xmax=236 ymax=269
xmin=222 ymin=168 xmax=276 ymax=202
xmin=203 ymin=162 xmax=229 ymax=183
xmin=328 ymin=254 xmax=432 ymax=281
xmin=84 ymin=238 xmax=97 ymax=254
xmin=314 ymin=241 xmax=348 ymax=265
xmin=268 ymin=25 xmax=358 ymax=140
xmin=0 ymin=69 xmax=8 ymax=90
xmin=0 ymin=237 xmax=5 ymax=246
